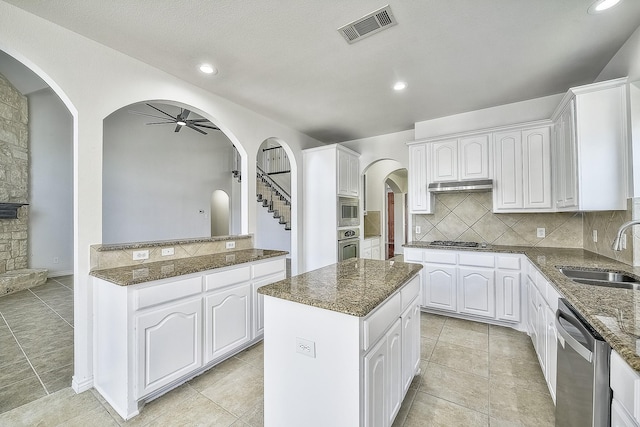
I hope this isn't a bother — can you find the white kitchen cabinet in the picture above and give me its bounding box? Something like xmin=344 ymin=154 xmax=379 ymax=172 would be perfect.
xmin=407 ymin=143 xmax=434 ymax=214
xmin=610 ymin=350 xmax=640 ymax=427
xmin=401 ymin=302 xmax=421 ymax=394
xmin=364 ymin=332 xmax=387 ymax=427
xmin=204 ymin=284 xmax=251 ymax=362
xmin=431 ymin=135 xmax=490 ymax=182
xmin=545 ymin=304 xmax=558 ymax=404
xmin=135 ymin=297 xmax=202 ymax=398
xmin=362 ymin=237 xmax=382 ymax=260
xmin=337 ymin=147 xmax=360 ymax=197
xmin=387 ymin=319 xmax=403 ymax=425
xmin=458 ymin=267 xmax=495 ymax=319
xmin=93 ymin=255 xmax=286 ymax=421
xmin=493 ymin=124 xmax=552 ymax=212
xmin=496 ymin=270 xmax=521 ymax=322
xmin=423 ymin=264 xmax=457 ymax=312
xmin=552 ymin=77 xmax=629 ymax=211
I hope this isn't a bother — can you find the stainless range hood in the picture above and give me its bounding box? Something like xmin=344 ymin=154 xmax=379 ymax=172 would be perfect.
xmin=428 ymin=179 xmax=493 ymax=193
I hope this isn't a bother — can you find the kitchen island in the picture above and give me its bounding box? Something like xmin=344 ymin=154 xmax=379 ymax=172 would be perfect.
xmin=258 ymin=258 xmax=422 ymax=427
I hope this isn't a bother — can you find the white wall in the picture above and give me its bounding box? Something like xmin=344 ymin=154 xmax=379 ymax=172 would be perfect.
xmin=102 ymin=106 xmax=237 ymax=243
xmin=28 ymin=88 xmax=73 ymax=276
xmin=0 ymin=2 xmax=321 ymax=391
xmin=255 ymin=205 xmax=291 ymax=255
xmin=596 ymin=24 xmax=640 ymax=82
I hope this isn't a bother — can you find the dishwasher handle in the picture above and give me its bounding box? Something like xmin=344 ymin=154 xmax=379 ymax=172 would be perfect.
xmin=556 ymin=308 xmax=593 ymax=363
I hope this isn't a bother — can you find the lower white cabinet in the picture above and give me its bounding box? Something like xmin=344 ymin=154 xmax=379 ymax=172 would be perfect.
xmin=204 ymin=284 xmax=251 ymax=362
xmin=93 ymin=256 xmax=286 ymax=421
xmin=401 ymin=302 xmax=421 ymax=394
xmin=135 ymin=297 xmax=203 ymax=398
xmin=458 ymin=267 xmax=495 ymax=319
xmin=496 ymin=270 xmax=521 ymax=322
xmin=424 ymin=264 xmax=457 ymax=312
xmin=610 ymin=350 xmax=640 ymax=427
xmin=362 ymin=237 xmax=382 ymax=260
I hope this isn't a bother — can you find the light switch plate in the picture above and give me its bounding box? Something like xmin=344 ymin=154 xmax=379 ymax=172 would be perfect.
xmin=161 ymin=247 xmax=174 ymax=256
xmin=592 ymin=230 xmax=598 ymax=243
xmin=415 ymin=226 xmax=421 ymax=234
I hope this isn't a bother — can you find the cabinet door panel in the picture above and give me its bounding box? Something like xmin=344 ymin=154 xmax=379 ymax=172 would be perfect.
xmin=561 ymin=101 xmax=578 ymax=208
xmin=496 ymin=271 xmax=521 ymax=322
xmin=522 ymin=127 xmax=552 ymax=209
xmin=337 ymin=150 xmax=350 ymax=196
xmin=349 ymin=154 xmax=359 ymax=196
xmin=459 ymin=135 xmax=490 ymax=180
xmin=432 ymin=140 xmax=458 ymax=182
xmin=408 ymin=144 xmax=432 ymax=213
xmin=388 ymin=319 xmax=403 ymax=424
xmin=493 ymin=131 xmax=523 ymax=210
xmin=546 ymin=305 xmax=557 ymax=403
xmin=252 ymin=273 xmax=285 ymax=338
xmin=458 ymin=267 xmax=495 ymax=318
xmin=402 ymin=303 xmax=420 ymax=394
xmin=136 ymin=298 xmax=202 ymax=398
xmin=424 ymin=265 xmax=457 ymax=312
xmin=205 ymin=284 xmax=251 ymax=362
xmin=364 ymin=337 xmax=387 ymax=427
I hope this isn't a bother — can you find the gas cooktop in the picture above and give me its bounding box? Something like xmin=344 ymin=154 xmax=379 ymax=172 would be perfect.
xmin=430 ymin=240 xmax=480 ymax=248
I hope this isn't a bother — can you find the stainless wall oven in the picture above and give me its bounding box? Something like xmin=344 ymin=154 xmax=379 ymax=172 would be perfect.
xmin=338 ymin=197 xmax=360 ymax=227
xmin=337 ymin=228 xmax=360 ymax=261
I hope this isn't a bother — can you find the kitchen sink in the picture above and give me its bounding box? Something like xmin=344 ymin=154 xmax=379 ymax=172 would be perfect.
xmin=559 ymin=268 xmax=640 ymax=290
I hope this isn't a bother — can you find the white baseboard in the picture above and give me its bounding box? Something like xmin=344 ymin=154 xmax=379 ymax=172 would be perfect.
xmin=72 ymin=375 xmax=93 ymax=393
xmin=49 ymin=270 xmax=74 ymax=277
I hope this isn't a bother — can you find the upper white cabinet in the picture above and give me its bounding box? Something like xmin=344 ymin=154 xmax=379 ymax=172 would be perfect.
xmin=493 ymin=124 xmax=553 ymax=212
xmin=407 ymin=143 xmax=434 ymax=214
xmin=432 ymin=134 xmax=491 ymax=182
xmin=337 ymin=148 xmax=360 ymax=197
xmin=552 ymin=77 xmax=629 ymax=211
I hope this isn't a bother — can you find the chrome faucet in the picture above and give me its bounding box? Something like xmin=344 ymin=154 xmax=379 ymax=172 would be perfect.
xmin=611 ymin=220 xmax=640 ymax=251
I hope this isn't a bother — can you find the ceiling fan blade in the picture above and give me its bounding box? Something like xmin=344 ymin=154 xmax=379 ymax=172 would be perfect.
xmin=180 ymin=109 xmax=191 ymax=121
xmin=186 ymin=123 xmax=207 ymax=134
xmin=145 ymin=121 xmax=175 ymax=125
xmin=129 ymin=111 xmax=174 ymax=120
xmin=174 ymin=124 xmax=182 ymax=133
xmin=192 ymin=123 xmax=220 ymax=130
xmin=187 ymin=118 xmax=210 ymax=123
xmin=146 ymin=103 xmax=177 ymax=120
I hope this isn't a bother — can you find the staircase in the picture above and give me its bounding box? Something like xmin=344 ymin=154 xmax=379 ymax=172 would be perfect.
xmin=256 ymin=165 xmax=291 ymax=230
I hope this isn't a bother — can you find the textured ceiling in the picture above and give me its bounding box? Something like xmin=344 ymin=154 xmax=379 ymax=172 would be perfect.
xmin=3 ymin=0 xmax=640 ymax=143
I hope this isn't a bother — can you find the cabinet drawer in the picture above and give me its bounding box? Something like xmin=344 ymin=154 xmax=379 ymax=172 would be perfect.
xmin=401 ymin=275 xmax=420 ymax=311
xmin=404 ymin=248 xmax=424 ymax=262
xmin=252 ymin=258 xmax=285 ymax=279
xmin=458 ymin=253 xmax=494 ymax=268
xmin=363 ymin=293 xmax=401 ymax=351
xmin=205 ymin=266 xmax=251 ymax=291
xmin=497 ymin=256 xmax=521 ymax=270
xmin=424 ymin=250 xmax=456 ymax=264
xmin=136 ymin=276 xmax=202 ymax=310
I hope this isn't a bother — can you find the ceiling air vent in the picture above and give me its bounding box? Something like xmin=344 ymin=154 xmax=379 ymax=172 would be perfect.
xmin=338 ymin=5 xmax=397 ymax=44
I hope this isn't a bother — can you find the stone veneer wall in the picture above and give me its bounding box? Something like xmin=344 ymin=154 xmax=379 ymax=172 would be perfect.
xmin=0 ymin=73 xmax=29 ymax=274
xmin=412 ymin=192 xmax=583 ymax=248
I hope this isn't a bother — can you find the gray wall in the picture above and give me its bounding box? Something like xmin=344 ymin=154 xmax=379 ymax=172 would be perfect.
xmin=103 ymin=105 xmax=239 ymax=244
xmin=28 ymin=88 xmax=73 ymax=276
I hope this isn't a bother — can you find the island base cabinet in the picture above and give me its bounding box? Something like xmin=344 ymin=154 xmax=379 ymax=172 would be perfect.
xmin=204 ymin=284 xmax=251 ymax=363
xmin=135 ymin=298 xmax=203 ymax=398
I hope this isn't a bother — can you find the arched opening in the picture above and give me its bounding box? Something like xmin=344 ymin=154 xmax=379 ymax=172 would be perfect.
xmin=102 ymin=101 xmax=242 ymax=243
xmin=211 ymin=189 xmax=230 ymax=236
xmin=255 ymin=138 xmax=293 ymax=274
xmin=384 ymin=170 xmax=408 ymax=260
xmin=0 ymin=50 xmax=75 ymax=411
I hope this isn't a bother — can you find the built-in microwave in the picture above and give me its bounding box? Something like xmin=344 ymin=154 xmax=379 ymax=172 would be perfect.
xmin=338 ymin=196 xmax=360 ymax=227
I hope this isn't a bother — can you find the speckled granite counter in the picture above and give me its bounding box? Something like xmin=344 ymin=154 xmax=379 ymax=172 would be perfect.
xmin=258 ymin=258 xmax=423 ymax=317
xmin=406 ymin=241 xmax=640 ymax=371
xmin=90 ymin=249 xmax=288 ymax=286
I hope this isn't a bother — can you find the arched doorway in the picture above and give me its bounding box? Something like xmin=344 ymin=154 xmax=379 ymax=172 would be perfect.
xmin=211 ymin=189 xmax=230 ymax=236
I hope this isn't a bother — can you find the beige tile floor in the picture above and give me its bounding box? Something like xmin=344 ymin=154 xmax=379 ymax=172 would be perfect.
xmin=0 ymin=284 xmax=555 ymax=426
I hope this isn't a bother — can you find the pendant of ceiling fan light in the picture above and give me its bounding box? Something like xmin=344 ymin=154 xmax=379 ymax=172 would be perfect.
xmin=128 ymin=103 xmax=221 ymax=135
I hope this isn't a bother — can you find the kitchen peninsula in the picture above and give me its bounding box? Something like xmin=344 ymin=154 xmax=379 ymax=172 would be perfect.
xmin=259 ymin=258 xmax=422 ymax=427
xmin=89 ymin=236 xmax=287 ymax=420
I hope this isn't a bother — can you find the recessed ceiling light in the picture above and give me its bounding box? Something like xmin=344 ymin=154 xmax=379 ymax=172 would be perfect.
xmin=393 ymin=81 xmax=407 ymax=91
xmin=588 ymin=0 xmax=622 ymax=14
xmin=199 ymin=63 xmax=217 ymax=74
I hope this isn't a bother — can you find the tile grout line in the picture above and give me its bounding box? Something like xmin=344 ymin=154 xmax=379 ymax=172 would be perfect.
xmin=28 ymin=288 xmax=74 ymax=329
xmin=0 ymin=311 xmax=50 ymax=396
xmin=51 ymin=276 xmax=73 ymax=292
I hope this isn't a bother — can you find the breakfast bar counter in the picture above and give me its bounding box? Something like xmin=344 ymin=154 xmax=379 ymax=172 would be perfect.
xmin=259 ymin=258 xmax=422 ymax=427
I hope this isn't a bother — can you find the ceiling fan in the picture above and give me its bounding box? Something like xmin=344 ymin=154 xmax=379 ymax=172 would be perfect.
xmin=129 ymin=103 xmax=220 ymax=135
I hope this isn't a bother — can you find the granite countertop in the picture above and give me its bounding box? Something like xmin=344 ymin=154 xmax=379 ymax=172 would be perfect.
xmin=90 ymin=249 xmax=288 ymax=286
xmin=258 ymin=258 xmax=423 ymax=317
xmin=406 ymin=241 xmax=640 ymax=372
xmin=93 ymin=235 xmax=252 ymax=251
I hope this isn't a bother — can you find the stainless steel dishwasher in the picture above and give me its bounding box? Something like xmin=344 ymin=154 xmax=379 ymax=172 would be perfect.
xmin=555 ymin=298 xmax=611 ymax=427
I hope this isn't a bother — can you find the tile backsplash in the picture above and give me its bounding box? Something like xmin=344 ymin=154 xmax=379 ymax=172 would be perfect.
xmin=583 ymin=199 xmax=633 ymax=265
xmin=412 ymin=192 xmax=583 ymax=248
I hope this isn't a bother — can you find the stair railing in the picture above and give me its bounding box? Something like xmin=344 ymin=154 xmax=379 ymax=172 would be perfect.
xmin=257 ymin=165 xmax=291 ymax=205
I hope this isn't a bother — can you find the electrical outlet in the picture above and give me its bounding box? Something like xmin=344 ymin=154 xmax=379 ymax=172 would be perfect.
xmin=295 ymin=337 xmax=316 ymax=358
xmin=415 ymin=226 xmax=421 ymax=234
xmin=161 ymin=247 xmax=174 ymax=256
xmin=592 ymin=230 xmax=598 ymax=243
xmin=225 ymin=241 xmax=236 ymax=249
xmin=132 ymin=250 xmax=149 ymax=260
xmin=536 ymin=228 xmax=546 ymax=238
xmin=52 ymin=257 xmax=59 ymax=264
xmin=622 ymin=233 xmax=627 ymax=249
